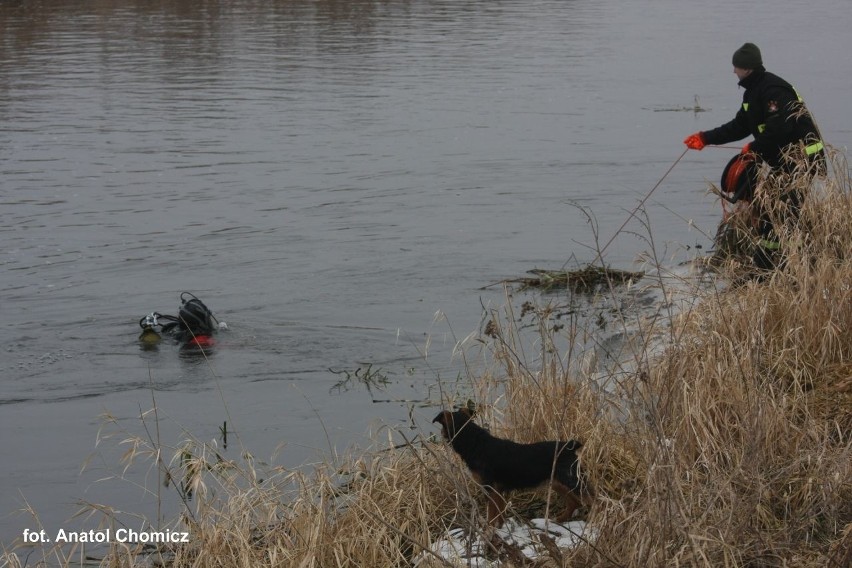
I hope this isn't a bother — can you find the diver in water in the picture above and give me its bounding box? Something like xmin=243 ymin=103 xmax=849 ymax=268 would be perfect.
xmin=139 ymin=292 xmax=220 ymax=349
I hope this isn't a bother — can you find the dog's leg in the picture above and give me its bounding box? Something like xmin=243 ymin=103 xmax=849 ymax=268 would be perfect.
xmin=484 ymin=486 xmax=507 ymax=527
xmin=553 ymin=483 xmax=582 ymax=522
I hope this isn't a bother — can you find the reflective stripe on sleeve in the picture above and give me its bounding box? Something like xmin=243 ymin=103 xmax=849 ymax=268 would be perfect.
xmin=805 ymin=141 xmax=824 ymax=155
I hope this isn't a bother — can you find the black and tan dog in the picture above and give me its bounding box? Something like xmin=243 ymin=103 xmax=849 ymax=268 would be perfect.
xmin=433 ymin=407 xmax=592 ymax=526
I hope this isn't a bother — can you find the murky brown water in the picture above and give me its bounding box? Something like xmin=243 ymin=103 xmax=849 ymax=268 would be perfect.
xmin=2 ymin=0 xmax=851 ymax=548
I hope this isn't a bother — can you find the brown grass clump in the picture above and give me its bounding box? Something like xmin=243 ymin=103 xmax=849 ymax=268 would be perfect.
xmin=4 ymin=150 xmax=851 ymax=567
xmin=577 ymin=148 xmax=852 ymax=567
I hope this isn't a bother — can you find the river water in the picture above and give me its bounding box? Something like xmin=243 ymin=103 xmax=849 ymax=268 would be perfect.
xmin=2 ymin=0 xmax=850 ymax=549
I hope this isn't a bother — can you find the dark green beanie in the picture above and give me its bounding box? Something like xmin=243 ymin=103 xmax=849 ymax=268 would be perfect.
xmin=732 ymin=42 xmax=762 ymax=69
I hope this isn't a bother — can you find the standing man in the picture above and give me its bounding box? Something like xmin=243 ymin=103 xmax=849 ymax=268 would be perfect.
xmin=684 ymin=42 xmax=825 ymax=270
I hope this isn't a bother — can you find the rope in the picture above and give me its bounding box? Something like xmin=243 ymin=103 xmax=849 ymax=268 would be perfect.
xmin=594 ymin=147 xmax=690 ymax=264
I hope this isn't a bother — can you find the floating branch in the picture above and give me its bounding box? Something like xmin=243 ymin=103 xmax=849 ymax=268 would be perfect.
xmin=502 ymin=265 xmax=645 ymax=293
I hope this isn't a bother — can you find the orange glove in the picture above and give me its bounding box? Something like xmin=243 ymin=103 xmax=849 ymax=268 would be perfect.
xmin=741 ymin=142 xmax=752 ymax=154
xmin=684 ymin=132 xmax=705 ymax=150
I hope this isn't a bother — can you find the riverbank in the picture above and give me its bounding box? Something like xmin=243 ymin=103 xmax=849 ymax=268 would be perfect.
xmin=5 ymin=151 xmax=851 ymax=567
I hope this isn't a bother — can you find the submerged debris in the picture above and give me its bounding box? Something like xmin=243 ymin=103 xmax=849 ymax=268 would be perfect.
xmin=503 ymin=264 xmax=645 ymax=293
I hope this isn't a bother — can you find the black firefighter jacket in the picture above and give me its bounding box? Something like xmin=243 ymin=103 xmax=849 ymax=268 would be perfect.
xmin=701 ymin=67 xmax=823 ymax=169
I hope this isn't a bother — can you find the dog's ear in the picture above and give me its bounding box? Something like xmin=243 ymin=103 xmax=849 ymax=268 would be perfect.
xmin=464 ymin=399 xmax=477 ymax=417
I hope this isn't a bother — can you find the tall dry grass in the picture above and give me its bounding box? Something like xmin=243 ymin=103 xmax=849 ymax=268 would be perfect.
xmin=3 ymin=150 xmax=851 ymax=567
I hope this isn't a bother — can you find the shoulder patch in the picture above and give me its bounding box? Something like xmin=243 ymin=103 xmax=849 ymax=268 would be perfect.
xmin=767 ymin=100 xmax=779 ymax=113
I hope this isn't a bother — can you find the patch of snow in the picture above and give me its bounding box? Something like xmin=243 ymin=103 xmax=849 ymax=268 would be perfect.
xmin=413 ymin=518 xmax=596 ymax=567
